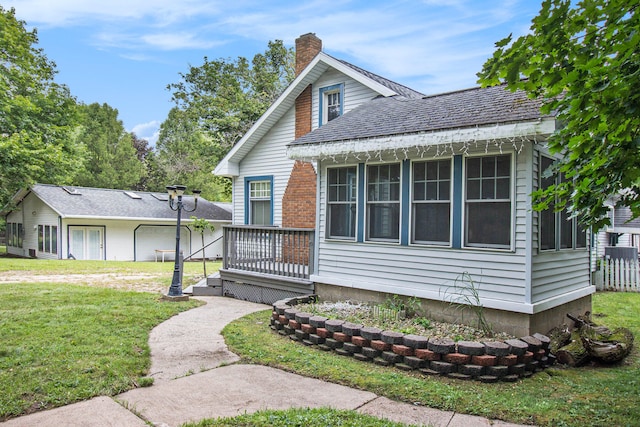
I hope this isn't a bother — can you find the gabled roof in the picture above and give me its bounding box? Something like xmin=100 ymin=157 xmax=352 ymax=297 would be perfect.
xmin=289 ymin=84 xmax=549 ymax=147
xmin=213 ymin=52 xmax=425 ymax=177
xmin=4 ymin=184 xmax=231 ymax=222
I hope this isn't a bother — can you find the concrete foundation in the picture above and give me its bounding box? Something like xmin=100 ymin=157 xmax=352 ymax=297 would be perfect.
xmin=314 ymin=283 xmax=592 ymax=337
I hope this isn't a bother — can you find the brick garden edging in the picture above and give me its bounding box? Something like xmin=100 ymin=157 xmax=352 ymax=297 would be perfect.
xmin=270 ymin=295 xmax=556 ymax=383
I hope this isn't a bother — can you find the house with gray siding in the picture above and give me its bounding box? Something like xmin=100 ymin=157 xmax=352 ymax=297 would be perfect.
xmin=213 ymin=33 xmax=593 ymax=336
xmin=2 ymin=184 xmax=231 ymax=261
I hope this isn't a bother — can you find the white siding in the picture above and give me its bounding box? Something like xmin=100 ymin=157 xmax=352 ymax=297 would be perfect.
xmin=312 ymin=69 xmax=380 ymax=132
xmin=235 ymin=108 xmax=296 ymax=225
xmin=314 ymin=145 xmax=531 ymax=312
xmin=12 ymin=193 xmax=61 ymax=259
xmin=232 ymin=69 xmax=383 ymax=225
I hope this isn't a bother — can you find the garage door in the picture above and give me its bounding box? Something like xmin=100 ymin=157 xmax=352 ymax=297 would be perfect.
xmin=134 ymin=225 xmax=191 ymax=262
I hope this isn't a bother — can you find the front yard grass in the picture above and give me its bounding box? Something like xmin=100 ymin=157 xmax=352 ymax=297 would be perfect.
xmin=222 ymin=291 xmax=640 ymax=427
xmin=0 ymin=282 xmax=201 ymax=421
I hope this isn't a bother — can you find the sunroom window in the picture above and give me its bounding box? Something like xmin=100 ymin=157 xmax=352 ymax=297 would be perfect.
xmin=465 ymin=154 xmax=511 ymax=249
xmin=367 ymin=163 xmax=400 ymax=242
xmin=539 ymin=155 xmax=587 ymax=251
xmin=412 ymin=159 xmax=451 ymax=245
xmin=327 ymin=166 xmax=357 ymax=239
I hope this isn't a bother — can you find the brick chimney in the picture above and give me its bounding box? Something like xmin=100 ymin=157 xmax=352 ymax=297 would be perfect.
xmin=294 ymin=33 xmax=321 ymax=138
xmin=282 ymin=34 xmax=322 ymax=231
xmin=295 ymin=33 xmax=322 ymax=76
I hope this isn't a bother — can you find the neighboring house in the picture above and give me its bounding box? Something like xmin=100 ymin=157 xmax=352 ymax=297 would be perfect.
xmin=592 ymin=201 xmax=640 ymax=266
xmin=2 ymin=184 xmax=231 ymax=261
xmin=214 ymin=33 xmax=593 ymax=336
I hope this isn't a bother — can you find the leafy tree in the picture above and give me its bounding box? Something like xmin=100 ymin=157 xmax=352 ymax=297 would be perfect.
xmin=163 ymin=40 xmax=295 ymax=199
xmin=477 ymin=0 xmax=639 ymax=229
xmin=131 ymin=133 xmax=166 ymax=192
xmin=74 ymin=103 xmax=146 ymax=189
xmin=0 ymin=6 xmax=83 ymax=208
xmin=156 ymin=108 xmax=230 ymax=200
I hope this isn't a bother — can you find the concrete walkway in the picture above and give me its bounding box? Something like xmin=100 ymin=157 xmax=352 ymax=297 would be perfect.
xmin=1 ymin=297 xmax=530 ymax=427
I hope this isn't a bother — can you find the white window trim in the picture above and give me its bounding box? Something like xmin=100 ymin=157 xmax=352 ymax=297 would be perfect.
xmin=409 ymin=158 xmax=453 ymax=247
xmin=326 ymin=165 xmax=358 ymax=241
xmin=319 ymin=83 xmax=344 ymax=126
xmin=462 ymin=152 xmax=515 ymax=251
xmin=365 ymin=162 xmax=402 ymax=244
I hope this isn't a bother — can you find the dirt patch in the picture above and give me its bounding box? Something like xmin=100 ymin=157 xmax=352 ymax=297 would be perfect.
xmin=0 ymin=272 xmax=182 ymax=294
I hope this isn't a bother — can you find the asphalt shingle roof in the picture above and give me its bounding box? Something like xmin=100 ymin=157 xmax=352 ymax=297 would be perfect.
xmin=30 ymin=184 xmax=232 ymax=221
xmin=333 ymin=56 xmax=425 ymax=99
xmin=289 ymin=84 xmax=548 ymax=146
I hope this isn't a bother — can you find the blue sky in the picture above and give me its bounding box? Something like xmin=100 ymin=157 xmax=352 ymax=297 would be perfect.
xmin=7 ymin=0 xmax=541 ymax=145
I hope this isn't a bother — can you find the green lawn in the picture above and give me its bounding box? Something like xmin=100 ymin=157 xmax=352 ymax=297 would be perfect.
xmin=1 ymin=255 xmax=638 ymax=426
xmin=222 ymin=291 xmax=640 ymax=427
xmin=0 ymin=282 xmax=201 ymax=421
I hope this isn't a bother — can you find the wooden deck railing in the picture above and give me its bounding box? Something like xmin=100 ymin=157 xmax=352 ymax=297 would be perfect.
xmin=223 ymin=225 xmax=315 ymax=280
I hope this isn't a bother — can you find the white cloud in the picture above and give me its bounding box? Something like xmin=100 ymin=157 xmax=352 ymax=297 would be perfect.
xmin=6 ymin=0 xmax=222 ymax=27
xmin=131 ymin=121 xmax=161 ymax=146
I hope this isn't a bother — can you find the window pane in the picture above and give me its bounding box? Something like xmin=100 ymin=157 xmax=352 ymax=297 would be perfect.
xmin=575 ymin=221 xmax=587 ymax=248
xmin=413 ymin=203 xmax=450 ymax=244
xmin=467 ymin=158 xmax=480 ymax=178
xmin=559 ymin=210 xmax=573 ymax=249
xmin=251 ymin=200 xmax=272 ymax=225
xmin=328 ymin=204 xmax=356 ymax=238
xmin=52 ymin=226 xmax=58 ymax=254
xmin=496 ymin=177 xmax=510 ymax=199
xmin=45 ymin=225 xmax=51 ymax=253
xmin=539 ymin=207 xmax=556 ymax=250
xmin=38 ymin=225 xmax=44 ymax=252
xmin=496 ymin=155 xmax=510 ymax=177
xmin=482 ymin=156 xmax=495 ymax=177
xmin=467 ymin=179 xmax=480 ymax=200
xmin=426 ymin=182 xmax=438 ymax=200
xmin=368 ymin=203 xmax=400 ymax=240
xmin=414 ymin=182 xmax=425 ymax=201
xmin=413 ymin=162 xmax=425 ymax=181
xmin=465 ymin=202 xmax=511 ymax=248
xmin=481 ymin=179 xmax=495 ymax=199
xmin=439 ymin=181 xmax=450 ymax=200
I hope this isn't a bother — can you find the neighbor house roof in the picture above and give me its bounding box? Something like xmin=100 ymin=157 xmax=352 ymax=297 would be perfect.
xmin=4 ymin=184 xmax=232 ymax=222
xmin=287 ymin=84 xmax=556 ymax=160
xmin=213 ymin=52 xmax=425 ymax=177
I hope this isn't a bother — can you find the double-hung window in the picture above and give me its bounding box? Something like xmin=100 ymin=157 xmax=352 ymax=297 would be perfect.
xmin=412 ymin=159 xmax=451 ymax=245
xmin=539 ymin=155 xmax=587 ymax=250
xmin=465 ymin=154 xmax=512 ymax=249
xmin=327 ymin=166 xmax=357 ymax=239
xmin=248 ymin=179 xmax=272 ymax=225
xmin=367 ymin=163 xmax=400 ymax=242
xmin=319 ymin=84 xmax=343 ymax=125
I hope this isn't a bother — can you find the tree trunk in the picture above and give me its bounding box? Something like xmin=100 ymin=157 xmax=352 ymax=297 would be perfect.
xmin=556 ymin=330 xmax=591 ymax=367
xmin=554 ymin=313 xmax=634 ymax=366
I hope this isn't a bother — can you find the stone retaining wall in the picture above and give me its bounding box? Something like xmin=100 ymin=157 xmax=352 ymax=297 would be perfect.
xmin=270 ymin=295 xmax=556 ymax=382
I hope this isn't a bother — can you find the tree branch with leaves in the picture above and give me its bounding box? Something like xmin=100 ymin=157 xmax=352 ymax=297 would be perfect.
xmin=477 ymin=0 xmax=639 ymax=229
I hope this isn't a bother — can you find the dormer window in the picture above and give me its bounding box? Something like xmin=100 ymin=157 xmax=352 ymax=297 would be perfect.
xmin=319 ymin=84 xmax=344 ymax=126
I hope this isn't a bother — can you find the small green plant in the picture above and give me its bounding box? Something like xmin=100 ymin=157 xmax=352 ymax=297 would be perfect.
xmin=440 ymin=272 xmax=493 ymax=337
xmin=414 ymin=317 xmax=432 ymax=329
xmin=381 ymin=294 xmax=421 ymax=318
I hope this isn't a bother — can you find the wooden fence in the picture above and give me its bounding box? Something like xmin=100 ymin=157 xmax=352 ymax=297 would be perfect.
xmin=594 ymin=257 xmax=640 ymax=292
